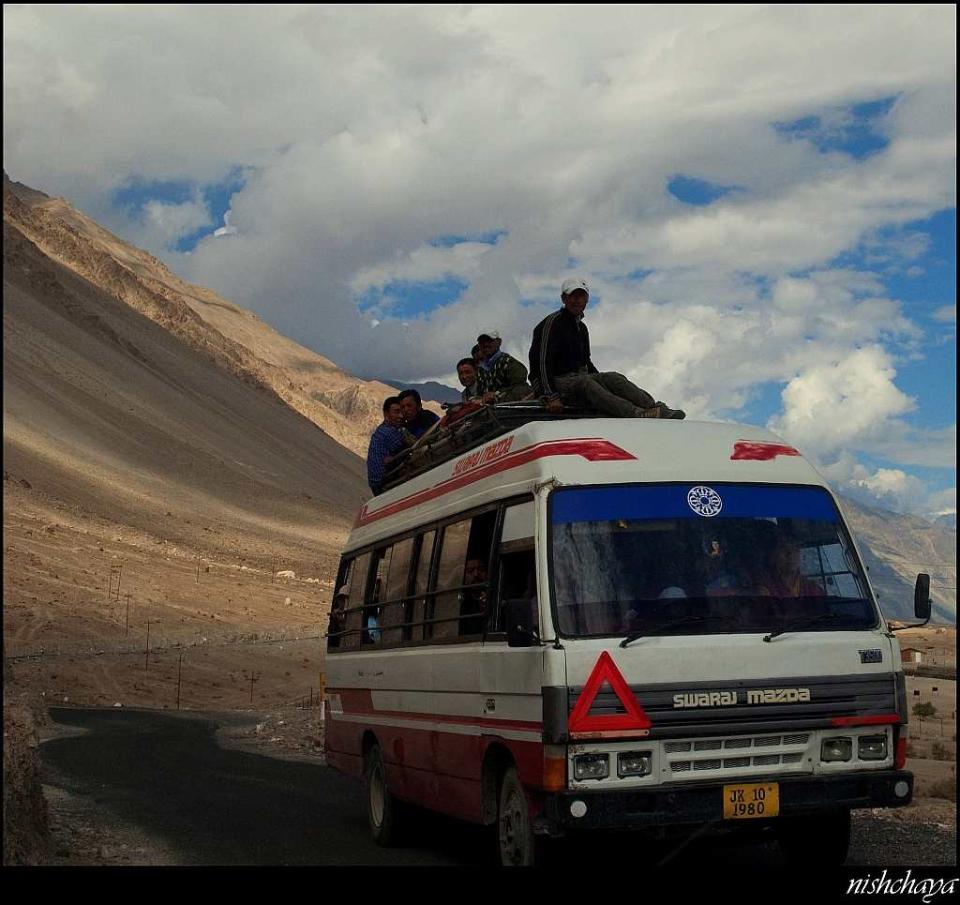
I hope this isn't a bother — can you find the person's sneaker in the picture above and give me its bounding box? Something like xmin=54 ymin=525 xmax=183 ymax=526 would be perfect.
xmin=655 ymin=401 xmax=686 ymax=420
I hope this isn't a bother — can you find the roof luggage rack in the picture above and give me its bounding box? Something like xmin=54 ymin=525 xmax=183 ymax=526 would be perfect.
xmin=381 ymin=400 xmax=593 ymax=492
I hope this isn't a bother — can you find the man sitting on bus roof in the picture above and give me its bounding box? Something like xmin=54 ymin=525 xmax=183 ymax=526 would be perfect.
xmin=399 ymin=389 xmax=441 ymax=439
xmin=528 ymin=278 xmax=686 ymax=420
xmin=457 ymin=357 xmax=481 ymax=403
xmin=366 ymin=396 xmax=410 ymax=495
xmin=476 ymin=331 xmax=533 ymax=403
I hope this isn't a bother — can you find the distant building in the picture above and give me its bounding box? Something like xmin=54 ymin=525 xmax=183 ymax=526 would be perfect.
xmin=900 ymin=647 xmax=924 ymax=664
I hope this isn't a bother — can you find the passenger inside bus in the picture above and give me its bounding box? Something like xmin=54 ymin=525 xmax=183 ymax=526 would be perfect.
xmin=458 ymin=557 xmax=488 ymax=635
xmin=497 ymin=551 xmax=538 ymax=639
xmin=365 ymin=577 xmax=383 ymax=644
xmin=327 ymin=584 xmax=349 ymax=648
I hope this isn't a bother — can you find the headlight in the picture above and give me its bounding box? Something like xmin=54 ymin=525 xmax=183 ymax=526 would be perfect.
xmin=617 ymin=751 xmax=652 ymax=777
xmin=858 ymin=735 xmax=888 ymax=761
xmin=821 ymin=737 xmax=853 ymax=762
xmin=573 ymin=753 xmax=609 ymax=780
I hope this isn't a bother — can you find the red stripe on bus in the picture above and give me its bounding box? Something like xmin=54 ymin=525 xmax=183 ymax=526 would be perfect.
xmin=829 ymin=714 xmax=900 ymax=727
xmin=731 ymin=440 xmax=801 ymax=461
xmin=327 ymin=689 xmax=542 ymax=732
xmin=363 ymin=709 xmax=543 ymax=732
xmin=354 ymin=438 xmax=636 ymax=527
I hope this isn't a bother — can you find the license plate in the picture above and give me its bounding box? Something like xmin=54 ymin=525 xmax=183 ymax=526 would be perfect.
xmin=723 ymin=782 xmax=779 ymax=819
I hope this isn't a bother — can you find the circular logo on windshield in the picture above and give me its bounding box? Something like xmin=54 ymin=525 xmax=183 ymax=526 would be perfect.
xmin=687 ymin=485 xmax=722 ymax=517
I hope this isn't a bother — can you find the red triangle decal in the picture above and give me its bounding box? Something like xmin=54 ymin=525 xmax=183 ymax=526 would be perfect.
xmin=568 ymin=651 xmax=652 ymax=737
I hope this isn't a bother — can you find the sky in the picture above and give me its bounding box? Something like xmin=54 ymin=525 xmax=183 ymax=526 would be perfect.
xmin=3 ymin=5 xmax=956 ymax=520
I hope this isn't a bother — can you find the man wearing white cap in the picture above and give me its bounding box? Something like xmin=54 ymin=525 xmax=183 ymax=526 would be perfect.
xmin=527 ymin=278 xmax=685 ymax=419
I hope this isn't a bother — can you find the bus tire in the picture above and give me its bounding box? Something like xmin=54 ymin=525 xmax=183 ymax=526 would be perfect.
xmin=363 ymin=743 xmax=403 ymax=846
xmin=777 ymin=809 xmax=850 ymax=865
xmin=496 ymin=765 xmax=536 ymax=866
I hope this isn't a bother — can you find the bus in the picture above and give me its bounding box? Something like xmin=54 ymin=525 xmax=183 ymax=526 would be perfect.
xmin=323 ymin=415 xmax=926 ymax=866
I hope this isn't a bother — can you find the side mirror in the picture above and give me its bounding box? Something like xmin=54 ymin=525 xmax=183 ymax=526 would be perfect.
xmin=914 ymin=573 xmax=931 ymax=622
xmin=506 ymin=598 xmax=539 ymax=648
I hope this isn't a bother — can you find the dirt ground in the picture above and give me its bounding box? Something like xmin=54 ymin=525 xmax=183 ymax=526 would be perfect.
xmin=3 ymin=483 xmax=339 ymax=715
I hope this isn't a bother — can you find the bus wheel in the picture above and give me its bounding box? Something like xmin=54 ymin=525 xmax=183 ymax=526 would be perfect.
xmin=364 ymin=744 xmax=402 ymax=846
xmin=497 ymin=766 xmax=536 ymax=866
xmin=777 ymin=809 xmax=850 ymax=865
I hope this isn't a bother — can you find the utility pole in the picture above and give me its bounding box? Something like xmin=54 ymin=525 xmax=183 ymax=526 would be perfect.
xmin=124 ymin=593 xmax=132 ymax=636
xmin=145 ymin=618 xmax=159 ymax=671
xmin=115 ymin=562 xmax=123 ymax=602
xmin=247 ymin=670 xmax=261 ymax=704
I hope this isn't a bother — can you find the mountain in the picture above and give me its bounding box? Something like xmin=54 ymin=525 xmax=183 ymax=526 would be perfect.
xmin=933 ymin=512 xmax=957 ymax=530
xmin=4 ymin=175 xmax=372 ymax=570
xmin=373 ymin=378 xmax=462 ymax=405
xmin=3 ymin=173 xmax=413 ymax=458
xmin=837 ymin=494 xmax=956 ymax=624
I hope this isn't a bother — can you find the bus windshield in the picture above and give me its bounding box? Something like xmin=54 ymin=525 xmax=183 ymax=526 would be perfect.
xmin=550 ymin=484 xmax=878 ymax=638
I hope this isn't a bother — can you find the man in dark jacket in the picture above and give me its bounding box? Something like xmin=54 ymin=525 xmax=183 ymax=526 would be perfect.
xmin=399 ymin=388 xmax=441 ymax=438
xmin=528 ymin=278 xmax=685 ymax=419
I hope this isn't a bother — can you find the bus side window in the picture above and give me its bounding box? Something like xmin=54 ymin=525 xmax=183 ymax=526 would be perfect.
xmin=495 ymin=501 xmax=536 ymax=636
xmin=381 ymin=537 xmax=415 ymax=646
xmin=326 ymin=558 xmax=353 ymax=651
xmin=342 ymin=551 xmax=370 ymax=652
xmin=430 ymin=511 xmax=498 ymax=641
xmin=431 ymin=520 xmax=472 ymax=640
xmin=497 ymin=548 xmax=537 ymax=635
xmin=409 ymin=530 xmax=436 ymax=642
xmin=459 ymin=511 xmax=497 ymax=637
xmin=364 ymin=547 xmax=392 ymax=645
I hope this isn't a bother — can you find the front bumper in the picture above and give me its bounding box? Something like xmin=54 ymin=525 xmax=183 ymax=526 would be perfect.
xmin=541 ymin=770 xmax=913 ymax=833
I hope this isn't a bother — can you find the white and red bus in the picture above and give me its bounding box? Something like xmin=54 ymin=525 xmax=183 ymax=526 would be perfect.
xmin=324 ymin=417 xmax=925 ymax=865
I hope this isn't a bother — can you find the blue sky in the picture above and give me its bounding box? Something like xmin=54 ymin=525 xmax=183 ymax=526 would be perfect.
xmin=3 ymin=5 xmax=955 ymax=518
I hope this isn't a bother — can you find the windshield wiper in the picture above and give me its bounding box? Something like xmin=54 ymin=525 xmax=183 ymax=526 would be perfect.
xmin=763 ymin=613 xmax=854 ymax=642
xmin=621 ymin=615 xmax=724 ymax=648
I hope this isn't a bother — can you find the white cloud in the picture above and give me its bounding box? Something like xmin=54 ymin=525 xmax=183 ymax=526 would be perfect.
xmin=213 ymin=209 xmax=238 ymax=238
xmin=933 ymin=305 xmax=957 ymax=323
xmin=350 ymin=240 xmax=497 ymax=295
xmin=141 ymin=196 xmax=212 ymax=248
xmin=868 ymin=424 xmax=957 ymax=470
xmin=768 ymin=346 xmax=915 ymax=458
xmin=820 ymin=453 xmax=956 ymax=520
xmin=3 ymin=4 xmax=955 ymax=514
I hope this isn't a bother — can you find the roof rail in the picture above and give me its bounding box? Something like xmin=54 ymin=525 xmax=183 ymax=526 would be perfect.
xmin=380 ymin=400 xmax=595 ymax=491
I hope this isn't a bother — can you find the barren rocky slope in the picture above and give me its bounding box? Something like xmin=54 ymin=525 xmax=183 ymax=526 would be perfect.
xmin=4 ymin=174 xmax=409 ymax=457
xmin=4 ymin=176 xmax=374 ymax=694
xmin=839 ymin=496 xmax=956 ymax=623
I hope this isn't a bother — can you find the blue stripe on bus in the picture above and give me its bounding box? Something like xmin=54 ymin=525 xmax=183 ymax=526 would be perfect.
xmin=551 ymin=485 xmax=839 ymax=524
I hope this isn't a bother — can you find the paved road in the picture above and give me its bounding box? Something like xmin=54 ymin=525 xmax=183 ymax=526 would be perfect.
xmin=41 ymin=708 xmax=955 ymax=867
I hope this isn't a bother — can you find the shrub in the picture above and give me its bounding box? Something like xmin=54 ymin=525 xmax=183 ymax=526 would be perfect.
xmin=913 ymin=702 xmax=937 ymax=718
xmin=926 ymin=775 xmax=957 ymax=802
xmin=931 ymin=741 xmax=954 ymax=761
